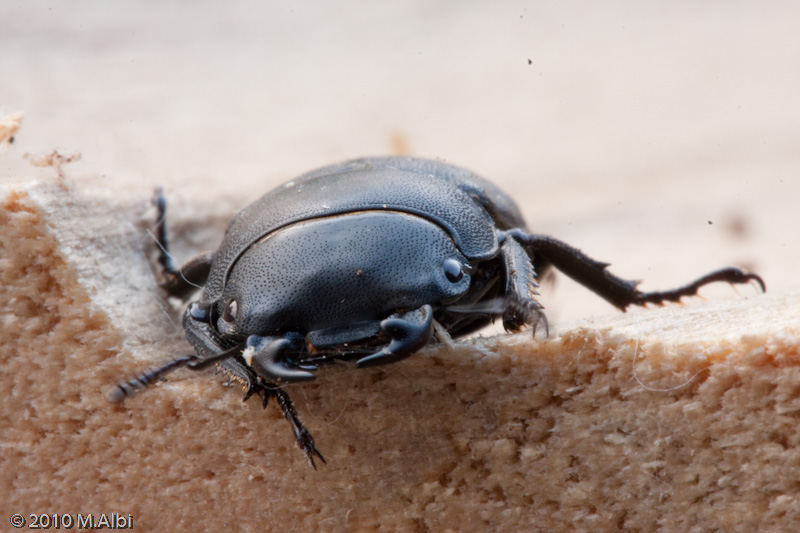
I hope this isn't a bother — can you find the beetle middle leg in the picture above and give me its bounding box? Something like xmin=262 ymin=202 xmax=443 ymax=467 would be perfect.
xmin=502 ymin=230 xmax=765 ymax=311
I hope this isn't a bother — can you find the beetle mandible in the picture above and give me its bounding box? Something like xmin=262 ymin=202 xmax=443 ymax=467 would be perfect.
xmin=109 ymin=156 xmax=765 ymax=467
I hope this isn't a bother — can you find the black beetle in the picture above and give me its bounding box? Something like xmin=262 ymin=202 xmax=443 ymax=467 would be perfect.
xmin=109 ymin=156 xmax=765 ymax=467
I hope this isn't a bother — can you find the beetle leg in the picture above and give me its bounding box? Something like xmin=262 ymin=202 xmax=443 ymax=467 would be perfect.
xmin=270 ymin=387 xmax=326 ymax=469
xmin=217 ymin=356 xmax=325 ymax=468
xmin=245 ymin=335 xmax=317 ymax=383
xmin=213 ymin=357 xmax=260 ymax=401
xmin=504 ymin=230 xmax=766 ymax=310
xmin=498 ymin=236 xmax=548 ymax=335
xmin=151 ymin=187 xmax=214 ymax=299
xmin=356 ymin=305 xmax=434 ymax=368
xmin=215 ymin=356 xmax=324 ymax=467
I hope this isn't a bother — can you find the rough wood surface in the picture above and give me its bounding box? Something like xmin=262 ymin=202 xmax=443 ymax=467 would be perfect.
xmin=2 ymin=178 xmax=798 ymax=532
xmin=3 ymin=4 xmax=799 ymax=530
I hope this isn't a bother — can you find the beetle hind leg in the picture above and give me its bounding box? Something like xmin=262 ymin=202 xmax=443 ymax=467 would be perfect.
xmin=505 ymin=230 xmax=765 ymax=310
xmin=627 ymin=267 xmax=766 ymax=306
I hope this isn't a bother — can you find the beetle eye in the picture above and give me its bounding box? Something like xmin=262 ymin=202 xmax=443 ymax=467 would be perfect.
xmin=443 ymin=258 xmax=465 ymax=283
xmin=222 ymin=300 xmax=238 ymax=323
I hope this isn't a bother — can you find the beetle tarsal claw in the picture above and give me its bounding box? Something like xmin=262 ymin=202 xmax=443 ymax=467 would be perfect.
xmin=533 ymin=309 xmax=550 ymax=338
xmin=258 ymin=389 xmax=270 ymax=409
xmin=502 ymin=292 xmax=548 ymax=337
xmin=241 ymin=381 xmax=258 ymax=402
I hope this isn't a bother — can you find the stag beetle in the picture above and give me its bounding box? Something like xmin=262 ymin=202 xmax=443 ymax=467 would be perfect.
xmin=109 ymin=156 xmax=765 ymax=467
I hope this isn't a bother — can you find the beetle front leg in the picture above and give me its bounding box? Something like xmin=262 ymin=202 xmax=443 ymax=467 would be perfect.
xmin=356 ymin=305 xmax=434 ymax=368
xmin=504 ymin=230 xmax=765 ymax=310
xmin=272 ymin=387 xmax=326 ymax=469
xmin=499 ymin=236 xmax=548 ymax=334
xmin=152 ymin=187 xmax=214 ymax=299
xmin=217 ymin=353 xmax=325 ymax=468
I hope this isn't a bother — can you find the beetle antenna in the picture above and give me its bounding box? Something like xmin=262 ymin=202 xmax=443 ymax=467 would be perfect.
xmin=107 ymin=345 xmax=246 ymax=403
xmin=106 ymin=355 xmax=196 ymax=403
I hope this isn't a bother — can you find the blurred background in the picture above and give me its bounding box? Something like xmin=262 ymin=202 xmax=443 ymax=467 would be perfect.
xmin=2 ymin=0 xmax=798 ymax=323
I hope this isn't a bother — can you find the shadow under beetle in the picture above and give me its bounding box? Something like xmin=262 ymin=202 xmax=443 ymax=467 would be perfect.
xmin=109 ymin=156 xmax=765 ymax=468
